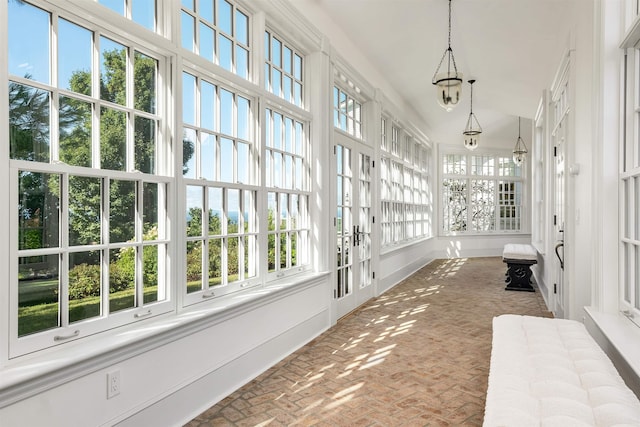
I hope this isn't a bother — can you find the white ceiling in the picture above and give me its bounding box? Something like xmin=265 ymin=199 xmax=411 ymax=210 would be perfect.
xmin=291 ymin=0 xmax=580 ymax=148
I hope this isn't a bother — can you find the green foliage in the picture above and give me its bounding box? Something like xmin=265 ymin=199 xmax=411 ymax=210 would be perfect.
xmin=68 ymin=263 xmax=101 ymax=299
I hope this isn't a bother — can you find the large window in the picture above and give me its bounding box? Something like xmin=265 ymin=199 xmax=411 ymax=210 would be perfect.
xmin=181 ymin=71 xmax=259 ymax=303
xmin=441 ymin=152 xmax=524 ymax=234
xmin=333 ymin=85 xmax=362 ymax=139
xmin=620 ymin=44 xmax=640 ymax=326
xmin=9 ymin=0 xmax=171 ymax=355
xmin=265 ymin=30 xmax=303 ymax=108
xmin=180 ymin=0 xmax=250 ymax=79
xmin=265 ymin=108 xmax=311 ymax=276
xmin=380 ymin=117 xmax=431 ymax=246
xmin=5 ymin=0 xmax=313 ymax=358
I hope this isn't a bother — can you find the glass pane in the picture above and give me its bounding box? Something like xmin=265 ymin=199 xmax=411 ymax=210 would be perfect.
xmin=182 ymin=72 xmax=196 ymax=126
xmin=100 ymin=106 xmax=126 ymax=171
xmin=201 ymin=133 xmax=216 ymax=181
xmin=228 ymin=189 xmax=240 ymax=233
xmin=182 ymin=0 xmax=194 ymax=12
xmin=181 ymin=11 xmax=195 ymax=52
xmin=245 ymin=235 xmax=256 ymax=277
xmin=294 ymin=54 xmax=302 ymax=81
xmin=208 ymin=238 xmax=222 ymax=286
xmin=186 ymin=241 xmax=203 ymax=293
xmin=283 ymin=46 xmax=292 ymax=74
xmin=100 ymin=37 xmax=127 ymax=105
xmin=18 ymin=254 xmax=59 ymax=337
xmin=236 ymin=46 xmax=248 ymax=80
xmin=135 ymin=116 xmax=156 ymax=174
xmin=272 ymin=68 xmax=281 ymax=97
xmin=101 ymin=0 xmax=124 ymax=14
xmin=8 ymin=1 xmax=50 ymax=84
xmin=280 ymin=232 xmax=288 ymax=269
xmin=228 ymin=236 xmax=238 ymax=281
xmin=69 ymin=250 xmax=102 ymax=323
xmin=143 ymin=244 xmax=161 ymax=303
xmin=280 ymin=193 xmax=288 ymax=230
xmin=285 ymin=155 xmax=293 ymax=189
xmin=244 ymin=191 xmax=254 ymax=232
xmin=218 ymin=35 xmax=232 ymax=72
xmin=199 ymin=23 xmax=215 ymax=62
xmin=237 ymin=142 xmax=249 ymax=184
xmin=201 ymin=0 xmax=214 ymax=22
xmin=201 ymin=80 xmax=216 ymax=131
xmin=134 ymin=51 xmax=157 ymax=114
xmin=295 ymin=122 xmax=303 ymax=155
xmin=209 ymin=187 xmax=222 ymax=235
xmin=236 ymin=10 xmax=248 ymax=45
xmin=220 ymin=138 xmax=233 ymax=182
xmin=132 ymin=0 xmax=156 ymax=31
xmin=272 ymin=37 xmax=281 ymax=68
xmin=219 ymin=0 xmax=232 ymax=34
xmin=220 ymin=89 xmax=233 ymax=136
xmin=273 ymin=152 xmax=282 ymax=188
xmin=9 ymin=83 xmax=50 ymax=162
xmin=182 ymin=127 xmax=197 ymax=178
xmin=283 ymin=76 xmax=292 ymax=103
xmin=58 ymin=19 xmax=92 ymax=96
xmin=264 ymin=63 xmax=271 ymax=92
xmin=267 ymin=192 xmax=277 ymax=232
xmin=110 ymin=180 xmax=136 ymax=243
xmin=237 ymin=96 xmax=250 ymax=140
xmin=186 ymin=186 xmax=203 ymax=237
xmin=143 ymin=182 xmax=158 ymax=239
xmin=264 ymin=32 xmax=271 ymax=61
xmin=19 ymin=171 xmax=60 ymax=250
xmin=69 ymin=176 xmax=102 ymax=246
xmin=109 ymin=247 xmax=135 ymax=313
xmin=59 ymin=96 xmax=92 ymax=167
xmin=295 ymin=157 xmax=303 ymax=190
xmin=273 ymin=112 xmax=282 ymax=149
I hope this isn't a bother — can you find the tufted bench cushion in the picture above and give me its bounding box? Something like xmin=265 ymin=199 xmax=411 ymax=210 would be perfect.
xmin=502 ymin=243 xmax=537 ymax=261
xmin=483 ymin=314 xmax=640 ymax=427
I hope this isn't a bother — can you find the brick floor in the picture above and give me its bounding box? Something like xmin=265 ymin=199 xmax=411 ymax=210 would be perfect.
xmin=185 ymin=257 xmax=551 ymax=426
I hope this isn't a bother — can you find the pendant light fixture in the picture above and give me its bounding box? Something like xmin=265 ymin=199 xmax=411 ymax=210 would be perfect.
xmin=463 ymin=79 xmax=481 ymax=151
xmin=513 ymin=117 xmax=528 ymax=165
xmin=432 ymin=0 xmax=463 ymax=112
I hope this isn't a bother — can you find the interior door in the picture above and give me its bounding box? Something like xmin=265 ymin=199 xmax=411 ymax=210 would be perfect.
xmin=552 ymin=115 xmax=566 ymax=318
xmin=335 ymin=136 xmax=374 ymax=319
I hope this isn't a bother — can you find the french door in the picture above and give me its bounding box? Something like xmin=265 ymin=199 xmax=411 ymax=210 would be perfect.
xmin=334 ymin=134 xmax=374 ymax=319
xmin=551 ymin=79 xmax=569 ymax=319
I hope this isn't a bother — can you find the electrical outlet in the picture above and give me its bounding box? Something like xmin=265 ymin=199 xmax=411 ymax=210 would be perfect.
xmin=107 ymin=369 xmax=121 ymax=399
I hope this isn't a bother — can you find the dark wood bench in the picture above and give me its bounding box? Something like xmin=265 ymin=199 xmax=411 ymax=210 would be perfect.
xmin=502 ymin=243 xmax=537 ymax=292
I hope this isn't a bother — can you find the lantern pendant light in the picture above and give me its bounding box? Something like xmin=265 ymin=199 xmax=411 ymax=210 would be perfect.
xmin=513 ymin=117 xmax=528 ymax=165
xmin=432 ymin=0 xmax=463 ymax=112
xmin=463 ymin=79 xmax=482 ymax=151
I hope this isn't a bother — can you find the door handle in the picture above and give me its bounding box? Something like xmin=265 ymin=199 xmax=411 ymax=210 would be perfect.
xmin=555 ymin=241 xmax=564 ymax=270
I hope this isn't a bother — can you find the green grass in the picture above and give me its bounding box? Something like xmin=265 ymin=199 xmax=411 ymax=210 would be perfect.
xmin=19 ymin=274 xmax=240 ymax=337
xmin=18 ymin=286 xmax=160 ymax=337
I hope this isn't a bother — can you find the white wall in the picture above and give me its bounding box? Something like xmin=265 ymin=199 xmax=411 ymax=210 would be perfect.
xmin=0 ymin=277 xmax=330 ymax=426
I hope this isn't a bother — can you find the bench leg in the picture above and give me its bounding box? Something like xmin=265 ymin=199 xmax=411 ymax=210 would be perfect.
xmin=504 ymin=263 xmax=535 ymax=292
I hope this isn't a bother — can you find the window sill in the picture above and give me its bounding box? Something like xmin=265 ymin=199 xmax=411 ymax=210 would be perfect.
xmin=380 ymin=235 xmax=434 ymax=255
xmin=0 ymin=270 xmax=330 ymax=409
xmin=584 ymin=307 xmax=640 ymax=388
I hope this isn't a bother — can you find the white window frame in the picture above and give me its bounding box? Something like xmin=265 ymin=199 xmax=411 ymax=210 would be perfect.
xmin=380 ymin=115 xmax=432 ymax=249
xmin=439 ymin=149 xmax=527 ymax=236
xmin=620 ymin=43 xmax=640 ymax=326
xmin=8 ymin=1 xmax=173 ymax=357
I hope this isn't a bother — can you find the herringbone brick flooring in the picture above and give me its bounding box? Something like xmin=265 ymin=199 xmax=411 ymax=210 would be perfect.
xmin=185 ymin=257 xmax=551 ymax=426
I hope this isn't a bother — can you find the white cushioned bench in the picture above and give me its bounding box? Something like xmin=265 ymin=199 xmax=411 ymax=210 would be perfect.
xmin=484 ymin=315 xmax=640 ymax=427
xmin=503 ymin=243 xmax=537 ymax=292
